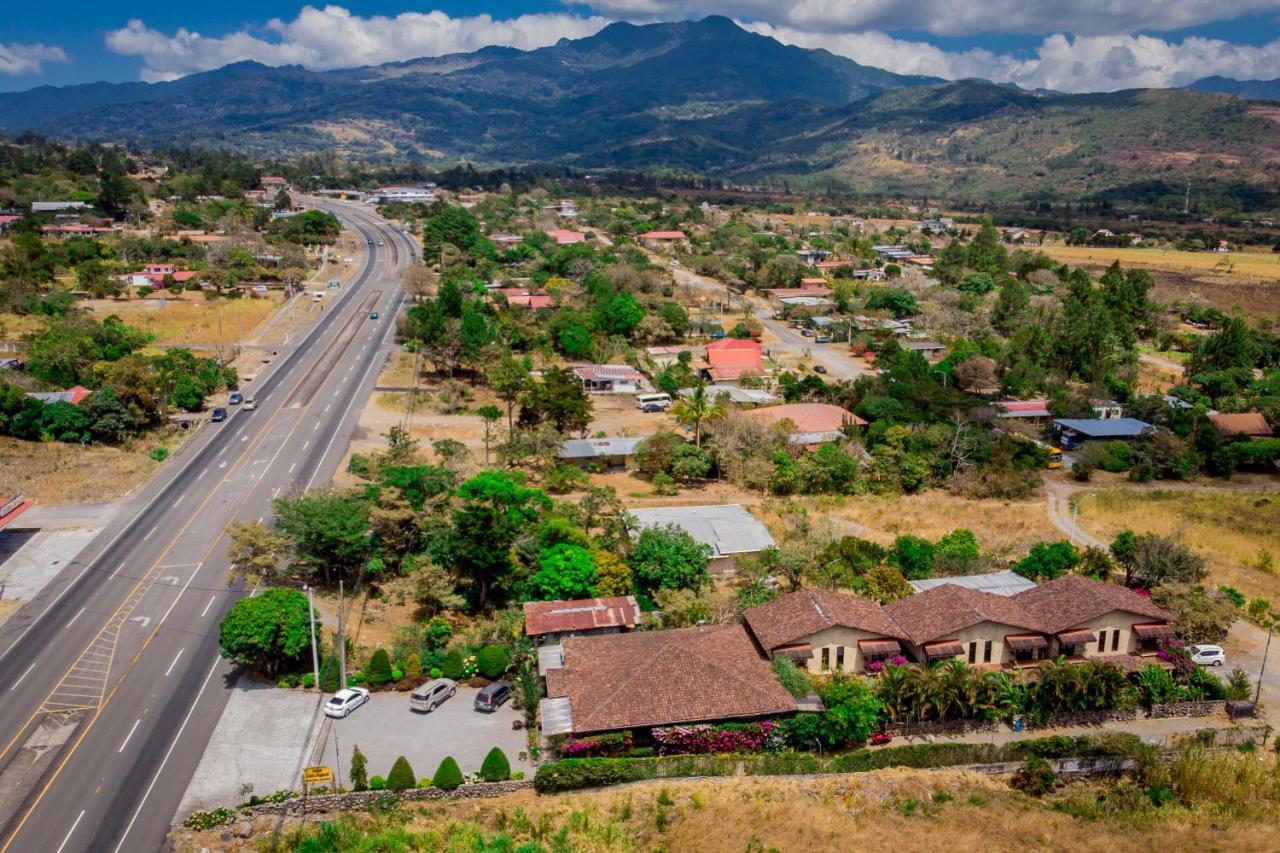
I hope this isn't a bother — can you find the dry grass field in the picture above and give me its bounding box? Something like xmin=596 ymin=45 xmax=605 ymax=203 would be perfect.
xmin=1041 ymin=244 xmax=1280 ymax=316
xmin=0 ymin=435 xmax=163 ymax=504
xmin=174 ymin=765 xmax=1280 ymax=853
xmin=81 ymin=293 xmax=284 ymax=346
xmin=1077 ymin=488 xmax=1280 ymax=603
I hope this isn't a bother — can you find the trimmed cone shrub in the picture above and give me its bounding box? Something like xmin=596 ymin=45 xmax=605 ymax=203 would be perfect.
xmin=386 ymin=755 xmax=416 ymax=791
xmin=476 ymin=644 xmax=510 ymax=679
xmin=441 ymin=649 xmax=465 ymax=680
xmin=433 ymin=756 xmax=463 ymax=791
xmin=367 ymin=648 xmax=393 ymax=687
xmin=349 ymin=745 xmax=369 ymax=792
xmin=319 ymin=657 xmax=341 ymax=693
xmin=480 ymin=747 xmax=511 ymax=782
xmin=403 ymin=653 xmax=423 ymax=683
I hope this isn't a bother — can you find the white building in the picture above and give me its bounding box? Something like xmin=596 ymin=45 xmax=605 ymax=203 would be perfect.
xmin=373 ymin=186 xmax=436 ymax=203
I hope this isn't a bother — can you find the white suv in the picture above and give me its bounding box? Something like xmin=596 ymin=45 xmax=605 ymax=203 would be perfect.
xmin=1190 ymin=644 xmax=1226 ymax=667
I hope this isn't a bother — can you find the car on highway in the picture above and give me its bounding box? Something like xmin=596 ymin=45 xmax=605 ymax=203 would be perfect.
xmin=378 ymin=240 xmax=385 ymax=246
xmin=474 ymin=682 xmax=511 ymax=713
xmin=325 ymin=687 xmax=371 ymax=718
xmin=409 ymin=678 xmax=457 ymax=713
xmin=813 ymin=365 xmax=828 ymax=374
xmin=367 ymin=239 xmax=374 ymax=245
xmin=370 ymin=311 xmax=379 ymax=320
xmin=210 ymin=407 xmax=227 ymax=422
xmin=229 ymin=391 xmax=243 ymax=405
xmin=1190 ymin=644 xmax=1226 ymax=667
xmin=243 ymin=397 xmax=257 ymax=411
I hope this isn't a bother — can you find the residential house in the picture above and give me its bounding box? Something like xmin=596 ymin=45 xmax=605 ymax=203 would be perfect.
xmin=260 ymin=176 xmax=290 ymax=191
xmin=885 ymin=584 xmax=1053 ymax=667
xmin=539 ymin=625 xmax=797 ymax=736
xmin=766 ymin=287 xmax=830 ymax=303
xmin=572 ymin=364 xmax=648 ymax=394
xmin=638 ymin=230 xmax=688 ymax=250
xmin=679 ymin=385 xmax=777 ymax=406
xmin=27 ymin=386 xmax=93 ymax=406
xmin=41 ymin=225 xmax=118 ymax=239
xmin=741 ymin=403 xmax=867 ymax=445
xmin=547 ymin=228 xmax=586 ymax=246
xmin=916 ymin=218 xmax=953 ymax=234
xmin=909 ymin=571 xmax=1037 ymax=598
xmin=494 ymin=287 xmax=553 ymax=309
xmin=745 ymin=589 xmax=910 ymax=674
xmin=994 ymin=399 xmax=1052 ymax=423
xmin=371 ymin=185 xmax=434 ymax=203
xmin=0 ymin=214 xmax=21 ymax=232
xmin=703 ymin=338 xmax=765 ymax=384
xmin=487 ymin=233 xmax=523 ymax=247
xmin=31 ymin=201 xmax=88 ymax=213
xmin=1015 ymin=576 xmax=1173 ymax=661
xmin=1208 ymin=412 xmax=1273 ymax=441
xmin=628 ymin=504 xmax=775 ymax=578
xmin=125 ymin=263 xmax=199 ymax=289
xmin=558 ymin=436 xmax=651 ymax=470
xmin=1053 ymin=418 xmax=1152 ymax=449
xmin=524 ymin=596 xmax=642 ymax=647
xmin=901 ymin=340 xmax=946 ymax=361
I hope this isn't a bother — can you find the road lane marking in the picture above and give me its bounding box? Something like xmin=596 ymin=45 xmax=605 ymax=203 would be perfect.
xmin=118 ymin=718 xmax=141 ymax=753
xmin=64 ymin=608 xmax=86 ymax=629
xmin=164 ymin=649 xmax=184 ymax=677
xmin=302 ymin=441 xmax=310 ymax=451
xmin=159 ymin=563 xmax=203 ymax=626
xmin=197 ymin=467 xmax=208 ymax=480
xmin=173 ymin=494 xmax=184 ymax=508
xmin=55 ymin=810 xmax=85 ymax=853
xmin=143 ymin=526 xmax=157 ymax=541
xmin=313 ymin=421 xmax=320 ymax=430
xmin=324 ymin=404 xmax=331 ymax=413
xmin=272 ymin=487 xmax=282 ymax=498
xmin=288 ymin=462 xmax=296 ymax=475
xmin=12 ymin=663 xmax=36 ymax=689
xmin=201 ymin=596 xmax=215 ymax=618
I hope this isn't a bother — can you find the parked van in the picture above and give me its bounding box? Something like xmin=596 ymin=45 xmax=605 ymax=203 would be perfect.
xmin=634 ymin=393 xmax=672 ymax=410
xmin=409 ymin=678 xmax=457 ymax=712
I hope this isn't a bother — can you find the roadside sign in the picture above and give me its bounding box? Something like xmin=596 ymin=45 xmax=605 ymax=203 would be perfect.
xmin=302 ymin=766 xmax=334 ymax=785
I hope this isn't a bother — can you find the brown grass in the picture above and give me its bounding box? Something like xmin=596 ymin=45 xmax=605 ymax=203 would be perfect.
xmin=1077 ymin=488 xmax=1280 ymax=603
xmin=0 ymin=435 xmax=164 ymax=504
xmin=173 ymin=768 xmax=1280 ymax=853
xmin=82 ymin=293 xmax=284 ymax=346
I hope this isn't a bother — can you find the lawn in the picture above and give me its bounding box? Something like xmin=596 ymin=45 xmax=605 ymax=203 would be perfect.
xmin=1076 ymin=488 xmax=1280 ymax=604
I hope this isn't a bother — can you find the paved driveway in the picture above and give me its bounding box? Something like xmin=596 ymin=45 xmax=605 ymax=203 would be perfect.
xmin=312 ymin=686 xmax=530 ymax=786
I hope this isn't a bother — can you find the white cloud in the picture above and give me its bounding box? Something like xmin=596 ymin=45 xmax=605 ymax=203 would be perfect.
xmin=744 ymin=23 xmax=1280 ymax=91
xmin=107 ymin=6 xmax=610 ymax=82
xmin=574 ymin=0 xmax=1280 ymax=38
xmin=0 ymin=42 xmax=69 ymax=76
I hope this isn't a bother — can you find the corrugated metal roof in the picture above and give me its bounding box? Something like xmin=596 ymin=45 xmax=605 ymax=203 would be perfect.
xmin=1053 ymin=418 xmax=1151 ymax=438
xmin=629 ymin=504 xmax=775 ymax=557
xmin=538 ymin=697 xmax=574 ymax=736
xmin=909 ymin=571 xmax=1038 ymax=598
xmin=558 ymin=437 xmax=651 ymax=459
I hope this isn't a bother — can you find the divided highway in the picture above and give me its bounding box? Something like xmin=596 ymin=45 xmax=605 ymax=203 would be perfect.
xmin=0 ymin=200 xmax=412 ymax=852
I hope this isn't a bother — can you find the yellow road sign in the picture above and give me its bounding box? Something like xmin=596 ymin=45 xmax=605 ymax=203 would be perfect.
xmin=302 ymin=766 xmax=334 ymax=785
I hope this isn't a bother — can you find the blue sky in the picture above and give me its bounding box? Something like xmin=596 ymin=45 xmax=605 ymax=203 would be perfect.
xmin=2 ymin=2 xmax=1279 ymax=93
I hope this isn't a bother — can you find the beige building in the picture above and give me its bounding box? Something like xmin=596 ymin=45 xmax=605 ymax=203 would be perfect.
xmin=1015 ymin=575 xmax=1174 ymax=661
xmin=745 ymin=589 xmax=909 ymax=674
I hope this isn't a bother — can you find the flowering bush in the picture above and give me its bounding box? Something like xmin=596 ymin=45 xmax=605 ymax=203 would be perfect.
xmin=559 ymin=732 xmax=633 ymax=758
xmin=865 ymin=660 xmax=884 ymax=674
xmin=890 ymin=655 xmax=908 ymax=666
xmin=651 ymin=721 xmax=785 ymax=755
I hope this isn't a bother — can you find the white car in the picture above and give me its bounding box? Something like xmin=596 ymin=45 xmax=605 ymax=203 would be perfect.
xmin=1190 ymin=644 xmax=1226 ymax=667
xmin=324 ymin=687 xmax=371 ymax=718
xmin=242 ymin=397 xmax=257 ymax=411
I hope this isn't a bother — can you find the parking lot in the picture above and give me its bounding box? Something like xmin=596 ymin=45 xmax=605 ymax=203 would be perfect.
xmin=312 ymin=686 xmax=531 ymax=785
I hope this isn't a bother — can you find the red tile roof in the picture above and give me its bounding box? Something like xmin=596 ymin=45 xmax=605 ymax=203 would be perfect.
xmin=1013 ymin=575 xmax=1170 ymax=632
xmin=524 ymin=596 xmax=641 ymax=637
xmin=1208 ymin=412 xmax=1272 ymax=438
xmin=548 ymin=229 xmax=585 ymax=245
xmin=741 ymin=403 xmax=867 ymax=432
xmin=745 ymin=589 xmax=907 ymax=652
xmin=884 ymin=584 xmax=1045 ymax=645
xmin=639 ymin=230 xmax=687 ymax=240
xmin=545 ymin=625 xmax=795 ymax=733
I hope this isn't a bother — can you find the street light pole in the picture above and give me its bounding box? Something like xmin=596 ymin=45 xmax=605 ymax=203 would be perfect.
xmin=337 ymin=579 xmax=347 ymax=692
xmin=1255 ymin=624 xmax=1272 ymax=705
xmin=306 ymin=585 xmax=320 ymax=691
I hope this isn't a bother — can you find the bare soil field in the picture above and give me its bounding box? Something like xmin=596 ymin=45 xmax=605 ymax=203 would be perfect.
xmin=173 ymin=766 xmax=1280 ymax=853
xmin=1041 ymin=244 xmax=1280 ymax=316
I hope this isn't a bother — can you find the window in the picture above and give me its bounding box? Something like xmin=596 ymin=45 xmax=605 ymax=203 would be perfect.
xmin=983 ymin=640 xmax=993 ymax=663
xmin=836 ymin=646 xmax=845 ymax=671
xmin=968 ymin=642 xmax=977 ymax=664
xmin=821 ymin=647 xmax=830 ymax=671
xmin=1112 ymin=630 xmax=1121 ymax=652
xmin=1098 ymin=631 xmax=1107 ymax=653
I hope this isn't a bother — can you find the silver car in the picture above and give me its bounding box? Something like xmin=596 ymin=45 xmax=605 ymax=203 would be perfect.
xmin=409 ymin=678 xmax=457 ymax=713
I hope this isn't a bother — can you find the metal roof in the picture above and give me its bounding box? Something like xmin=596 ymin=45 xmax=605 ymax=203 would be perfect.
xmin=680 ymin=385 xmax=777 ymax=405
xmin=629 ymin=504 xmax=775 ymax=557
xmin=538 ymin=697 xmax=574 ymax=736
xmin=558 ymin=436 xmax=651 ymax=459
xmin=1053 ymin=418 xmax=1152 ymax=438
xmin=538 ymin=644 xmax=565 ymax=677
xmin=909 ymin=570 xmax=1038 ymax=598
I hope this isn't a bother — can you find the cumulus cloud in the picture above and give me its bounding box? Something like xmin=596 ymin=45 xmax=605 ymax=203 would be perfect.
xmin=0 ymin=42 xmax=70 ymax=76
xmin=574 ymin=0 xmax=1280 ymax=38
xmin=744 ymin=23 xmax=1280 ymax=91
xmin=107 ymin=5 xmax=610 ymax=82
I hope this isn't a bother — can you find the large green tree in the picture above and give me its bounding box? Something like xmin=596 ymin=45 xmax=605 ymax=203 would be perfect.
xmin=218 ymin=588 xmax=312 ymax=677
xmin=629 ymin=525 xmax=712 ymax=598
xmin=273 ymin=491 xmax=372 ymax=585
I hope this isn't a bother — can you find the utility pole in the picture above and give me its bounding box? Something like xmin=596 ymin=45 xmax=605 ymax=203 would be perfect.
xmin=1255 ymin=624 xmax=1272 ymax=705
xmin=337 ymin=580 xmax=347 ymax=692
xmin=306 ymin=585 xmax=320 ymax=691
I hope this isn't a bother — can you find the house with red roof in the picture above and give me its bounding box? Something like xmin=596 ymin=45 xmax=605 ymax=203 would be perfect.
xmin=524 ymin=596 xmax=642 ymax=647
xmin=28 ymin=385 xmax=93 ymax=406
xmin=741 ymin=402 xmax=866 ymax=445
xmin=638 ymin=230 xmax=688 ymax=250
xmin=702 ymin=337 xmax=765 ymax=383
xmin=124 ymin=263 xmax=200 ymax=289
xmin=494 ymin=287 xmax=553 ymax=309
xmin=547 ymin=228 xmax=586 ymax=246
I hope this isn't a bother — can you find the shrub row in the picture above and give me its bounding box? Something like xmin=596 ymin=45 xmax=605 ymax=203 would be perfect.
xmin=532 ymin=732 xmax=1145 ymax=793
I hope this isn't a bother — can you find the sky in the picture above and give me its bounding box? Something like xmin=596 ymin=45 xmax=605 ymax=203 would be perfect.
xmin=2 ymin=1 xmax=1280 ymax=93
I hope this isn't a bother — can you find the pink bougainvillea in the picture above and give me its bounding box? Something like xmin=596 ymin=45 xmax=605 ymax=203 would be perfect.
xmin=650 ymin=721 xmax=785 ymax=755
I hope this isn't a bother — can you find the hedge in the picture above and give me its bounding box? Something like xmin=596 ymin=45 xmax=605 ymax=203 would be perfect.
xmin=533 ymin=733 xmax=1145 ymax=793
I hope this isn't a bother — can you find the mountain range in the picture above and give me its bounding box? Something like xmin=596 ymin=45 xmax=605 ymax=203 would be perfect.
xmin=2 ymin=17 xmax=1278 ymax=205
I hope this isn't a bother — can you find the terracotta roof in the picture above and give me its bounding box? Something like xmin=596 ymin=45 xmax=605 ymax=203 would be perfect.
xmin=741 ymin=403 xmax=867 ymax=432
xmin=1015 ymin=576 xmax=1169 ymax=632
xmin=639 ymin=230 xmax=686 ymax=240
xmin=572 ymin=364 xmax=646 ymax=383
xmin=1208 ymin=412 xmax=1272 ymax=438
xmin=745 ymin=589 xmax=907 ymax=652
xmin=545 ymin=625 xmax=795 ymax=733
xmin=548 ymin=229 xmax=585 ymax=245
xmin=705 ymin=347 xmax=763 ymax=372
xmin=524 ymin=596 xmax=641 ymax=637
xmin=705 ymin=338 xmax=762 ymax=352
xmin=884 ymin=584 xmax=1046 ymax=645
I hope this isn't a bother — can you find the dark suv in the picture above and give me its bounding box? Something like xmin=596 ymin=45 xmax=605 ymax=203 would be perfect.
xmin=474 ymin=682 xmax=511 ymax=713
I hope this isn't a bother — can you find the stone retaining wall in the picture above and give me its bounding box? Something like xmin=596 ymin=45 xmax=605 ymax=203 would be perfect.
xmin=1148 ymin=700 xmax=1225 ymax=719
xmin=896 ymin=718 xmax=998 ymax=737
xmin=1026 ymin=708 xmax=1139 ymax=729
xmin=250 ymin=781 xmax=533 ymax=816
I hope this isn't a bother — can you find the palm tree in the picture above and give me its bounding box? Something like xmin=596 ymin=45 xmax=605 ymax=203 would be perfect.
xmin=669 ymin=382 xmax=726 ymax=447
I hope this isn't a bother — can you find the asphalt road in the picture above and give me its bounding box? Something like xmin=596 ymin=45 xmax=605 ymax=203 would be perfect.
xmin=0 ymin=200 xmax=411 ymax=852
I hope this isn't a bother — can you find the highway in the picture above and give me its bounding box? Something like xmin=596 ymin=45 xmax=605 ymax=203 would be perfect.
xmin=0 ymin=200 xmax=412 ymax=851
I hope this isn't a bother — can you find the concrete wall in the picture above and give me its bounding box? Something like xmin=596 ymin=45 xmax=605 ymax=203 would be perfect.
xmin=794 ymin=625 xmax=894 ymax=674
xmin=904 ymin=620 xmax=1036 ymax=666
xmin=1051 ymin=610 xmax=1153 ymax=658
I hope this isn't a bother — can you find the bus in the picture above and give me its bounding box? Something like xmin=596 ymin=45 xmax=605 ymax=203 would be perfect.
xmin=634 ymin=392 xmax=672 ymax=410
